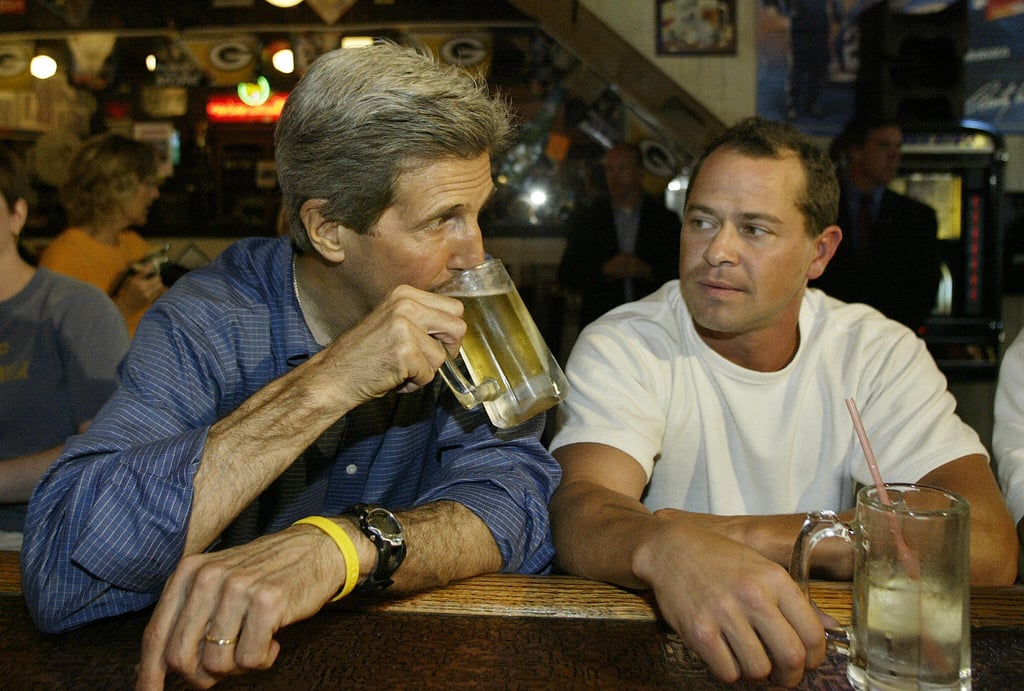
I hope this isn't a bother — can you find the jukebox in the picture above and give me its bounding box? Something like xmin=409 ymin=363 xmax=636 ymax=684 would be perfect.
xmin=892 ymin=119 xmax=1008 ymax=377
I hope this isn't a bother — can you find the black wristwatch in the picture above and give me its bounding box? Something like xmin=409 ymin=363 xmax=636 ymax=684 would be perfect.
xmin=342 ymin=503 xmax=406 ymax=591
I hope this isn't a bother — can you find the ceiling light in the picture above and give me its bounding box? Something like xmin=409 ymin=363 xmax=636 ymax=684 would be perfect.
xmin=342 ymin=36 xmax=374 ymax=49
xmin=265 ymin=0 xmax=304 ymax=7
xmin=271 ymin=47 xmax=294 ymax=74
xmin=30 ymin=55 xmax=57 ymax=79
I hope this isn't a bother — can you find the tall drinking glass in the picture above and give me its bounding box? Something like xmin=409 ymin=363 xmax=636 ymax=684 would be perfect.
xmin=790 ymin=483 xmax=971 ymax=690
xmin=434 ymin=258 xmax=568 ymax=429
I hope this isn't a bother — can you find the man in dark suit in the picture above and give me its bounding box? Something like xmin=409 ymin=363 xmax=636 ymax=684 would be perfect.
xmin=557 ymin=142 xmax=681 ymax=327
xmin=811 ymin=117 xmax=940 ymax=331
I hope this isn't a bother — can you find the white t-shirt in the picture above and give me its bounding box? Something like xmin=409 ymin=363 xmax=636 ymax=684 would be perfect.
xmin=994 ymin=329 xmax=1024 ymax=526
xmin=549 ymin=282 xmax=985 ymax=514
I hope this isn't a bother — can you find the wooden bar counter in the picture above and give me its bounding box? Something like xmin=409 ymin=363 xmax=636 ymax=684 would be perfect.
xmin=2 ymin=550 xmax=1023 ymax=689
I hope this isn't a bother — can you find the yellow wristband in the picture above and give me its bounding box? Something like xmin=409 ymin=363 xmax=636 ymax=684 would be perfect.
xmin=292 ymin=516 xmax=360 ymax=602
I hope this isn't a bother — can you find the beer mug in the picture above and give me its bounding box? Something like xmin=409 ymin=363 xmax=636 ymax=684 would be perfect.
xmin=790 ymin=484 xmax=971 ymax=690
xmin=434 ymin=258 xmax=568 ymax=429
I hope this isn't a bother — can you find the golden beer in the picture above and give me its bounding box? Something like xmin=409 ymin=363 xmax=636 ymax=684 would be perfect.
xmin=452 ymin=287 xmax=563 ymax=427
xmin=436 ymin=258 xmax=568 ymax=428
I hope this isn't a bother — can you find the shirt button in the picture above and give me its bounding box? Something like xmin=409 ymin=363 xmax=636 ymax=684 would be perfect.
xmin=345 ymin=464 xmax=358 ymax=475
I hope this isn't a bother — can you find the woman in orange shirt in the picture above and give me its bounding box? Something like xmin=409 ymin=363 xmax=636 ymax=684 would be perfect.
xmin=41 ymin=133 xmax=166 ymax=336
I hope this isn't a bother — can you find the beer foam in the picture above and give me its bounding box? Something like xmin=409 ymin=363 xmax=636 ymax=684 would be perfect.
xmin=445 ymin=288 xmax=509 ymax=298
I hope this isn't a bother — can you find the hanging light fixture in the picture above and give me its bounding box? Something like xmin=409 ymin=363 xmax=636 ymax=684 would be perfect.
xmin=266 ymin=41 xmax=294 ymax=74
xmin=30 ymin=54 xmax=58 ymax=79
xmin=265 ymin=0 xmax=304 ymax=7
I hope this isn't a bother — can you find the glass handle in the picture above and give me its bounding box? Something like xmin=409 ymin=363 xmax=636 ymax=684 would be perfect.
xmin=438 ymin=355 xmax=500 ymax=409
xmin=825 ymin=628 xmax=850 ymax=656
xmin=789 ymin=510 xmax=853 ymax=654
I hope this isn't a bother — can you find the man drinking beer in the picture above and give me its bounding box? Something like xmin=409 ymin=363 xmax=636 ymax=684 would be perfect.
xmin=22 ymin=40 xmax=560 ymax=690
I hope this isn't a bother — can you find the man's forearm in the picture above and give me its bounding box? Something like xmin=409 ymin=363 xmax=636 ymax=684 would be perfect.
xmin=655 ymin=508 xmax=855 ymax=580
xmin=550 ymin=480 xmax=661 ymax=589
xmin=185 ymin=349 xmax=361 ymax=554
xmin=963 ymin=499 xmax=1018 ymax=585
xmin=390 ymin=501 xmax=501 ymax=592
xmin=918 ymin=455 xmax=1018 ymax=585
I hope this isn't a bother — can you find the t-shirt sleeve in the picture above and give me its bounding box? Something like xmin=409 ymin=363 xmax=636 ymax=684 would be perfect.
xmin=549 ymin=319 xmax=668 ymax=480
xmin=995 ymin=332 xmax=1024 ymax=526
xmin=851 ymin=325 xmax=988 ymax=487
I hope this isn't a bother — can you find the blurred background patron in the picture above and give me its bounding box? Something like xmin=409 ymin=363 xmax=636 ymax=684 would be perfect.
xmin=0 ymin=146 xmax=128 ymax=537
xmin=557 ymin=142 xmax=681 ymax=327
xmin=810 ymin=117 xmax=941 ymax=332
xmin=40 ymin=133 xmax=166 ymax=336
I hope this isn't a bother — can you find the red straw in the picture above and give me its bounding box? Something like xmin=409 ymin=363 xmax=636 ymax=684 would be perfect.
xmin=844 ymin=397 xmax=920 ymax=578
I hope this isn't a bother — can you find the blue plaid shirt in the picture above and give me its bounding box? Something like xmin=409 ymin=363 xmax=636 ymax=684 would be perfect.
xmin=22 ymin=237 xmax=561 ymax=633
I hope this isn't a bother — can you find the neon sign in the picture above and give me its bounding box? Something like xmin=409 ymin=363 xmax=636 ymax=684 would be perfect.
xmin=238 ymin=75 xmax=271 ymax=106
xmin=206 ymin=90 xmax=288 ymax=123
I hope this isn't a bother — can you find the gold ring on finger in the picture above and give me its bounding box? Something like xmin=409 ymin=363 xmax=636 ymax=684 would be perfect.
xmin=204 ymin=634 xmax=236 ymax=646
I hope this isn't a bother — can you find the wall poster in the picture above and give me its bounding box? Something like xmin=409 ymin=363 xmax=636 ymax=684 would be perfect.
xmin=656 ymin=0 xmax=737 ymax=55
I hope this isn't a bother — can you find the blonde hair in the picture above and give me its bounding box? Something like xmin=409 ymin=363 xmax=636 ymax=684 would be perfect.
xmin=59 ymin=134 xmax=158 ymax=226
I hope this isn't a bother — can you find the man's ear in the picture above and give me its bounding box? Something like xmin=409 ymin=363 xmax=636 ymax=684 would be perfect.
xmin=807 ymin=224 xmax=842 ymax=281
xmin=10 ymin=198 xmax=27 ymax=236
xmin=301 ymin=199 xmax=346 ymax=262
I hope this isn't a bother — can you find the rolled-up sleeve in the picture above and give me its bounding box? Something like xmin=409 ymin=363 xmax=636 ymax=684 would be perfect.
xmin=421 ymin=405 xmax=560 ymax=575
xmin=21 ymin=428 xmax=206 ymax=632
xmin=21 ymin=296 xmax=230 ymax=633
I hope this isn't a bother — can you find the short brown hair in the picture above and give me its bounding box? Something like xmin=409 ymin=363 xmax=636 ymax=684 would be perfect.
xmin=685 ymin=117 xmax=839 ymax=237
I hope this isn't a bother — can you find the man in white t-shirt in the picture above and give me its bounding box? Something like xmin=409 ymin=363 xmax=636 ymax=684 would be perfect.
xmin=994 ymin=329 xmax=1024 ymax=556
xmin=548 ymin=117 xmax=1017 ymax=688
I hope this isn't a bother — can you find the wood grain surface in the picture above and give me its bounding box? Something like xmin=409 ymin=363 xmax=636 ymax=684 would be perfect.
xmin=3 ymin=550 xmax=1024 ymax=689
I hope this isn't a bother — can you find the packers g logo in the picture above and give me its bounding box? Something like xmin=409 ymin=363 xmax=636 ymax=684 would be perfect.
xmin=640 ymin=140 xmax=677 ymax=180
xmin=440 ymin=37 xmax=487 ymax=68
xmin=209 ymin=41 xmax=255 ymax=72
xmin=0 ymin=45 xmax=30 ymax=78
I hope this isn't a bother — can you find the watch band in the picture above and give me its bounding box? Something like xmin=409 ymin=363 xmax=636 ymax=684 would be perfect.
xmin=342 ymin=503 xmax=406 ymax=591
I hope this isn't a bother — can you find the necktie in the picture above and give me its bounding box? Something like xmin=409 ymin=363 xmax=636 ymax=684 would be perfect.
xmin=857 ymin=193 xmax=874 ymax=260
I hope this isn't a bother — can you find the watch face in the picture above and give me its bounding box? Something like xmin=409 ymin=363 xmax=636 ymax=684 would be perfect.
xmin=366 ymin=507 xmax=403 ymax=541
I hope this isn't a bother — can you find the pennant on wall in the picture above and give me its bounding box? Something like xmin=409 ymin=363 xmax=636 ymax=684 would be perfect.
xmin=409 ymin=32 xmax=493 ymax=79
xmin=36 ymin=0 xmax=94 ymax=26
xmin=306 ymin=0 xmax=358 ymax=24
xmin=154 ymin=41 xmax=206 ymax=88
xmin=0 ymin=42 xmax=32 ymax=90
xmin=67 ymin=32 xmax=116 ymax=89
xmin=180 ymin=35 xmax=258 ymax=87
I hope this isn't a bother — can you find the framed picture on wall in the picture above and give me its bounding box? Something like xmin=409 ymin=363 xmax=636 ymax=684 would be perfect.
xmin=656 ymin=0 xmax=737 ymax=56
